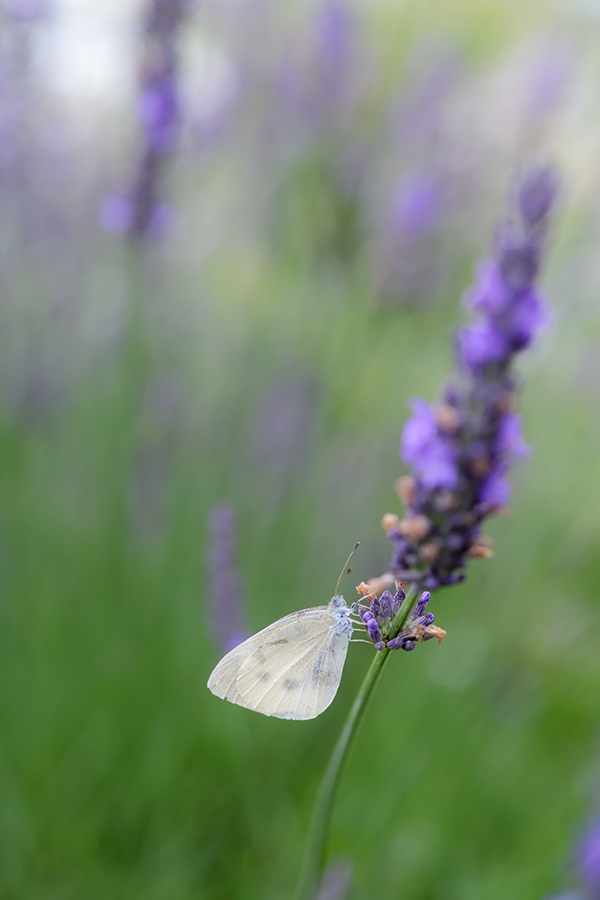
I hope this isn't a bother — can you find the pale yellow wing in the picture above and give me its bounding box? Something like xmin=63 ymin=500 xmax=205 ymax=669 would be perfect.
xmin=235 ymin=611 xmax=350 ymax=720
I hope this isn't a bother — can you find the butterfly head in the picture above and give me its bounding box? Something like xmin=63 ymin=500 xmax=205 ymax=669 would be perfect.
xmin=329 ymin=593 xmax=346 ymax=610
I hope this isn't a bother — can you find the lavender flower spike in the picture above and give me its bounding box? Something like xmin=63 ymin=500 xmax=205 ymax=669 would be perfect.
xmin=388 ymin=166 xmax=557 ymax=591
xmin=205 ymin=503 xmax=250 ymax=654
xmin=102 ymin=0 xmax=192 ymax=240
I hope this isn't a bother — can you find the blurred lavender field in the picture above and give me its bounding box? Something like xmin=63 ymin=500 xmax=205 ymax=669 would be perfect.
xmin=1 ymin=1 xmax=600 ymax=898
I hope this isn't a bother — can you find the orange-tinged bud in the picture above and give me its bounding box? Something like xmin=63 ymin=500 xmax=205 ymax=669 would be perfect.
xmin=436 ymin=404 xmax=461 ymax=434
xmin=470 ymin=455 xmax=492 ymax=477
xmin=420 ymin=541 xmax=441 ymax=563
xmin=395 ymin=476 xmax=415 ymax=507
xmin=382 ymin=513 xmax=400 ymax=531
xmin=398 ymin=515 xmax=431 ymax=541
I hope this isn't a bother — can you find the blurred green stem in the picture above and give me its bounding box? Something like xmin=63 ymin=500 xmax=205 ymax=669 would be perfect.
xmin=294 ymin=587 xmax=419 ymax=900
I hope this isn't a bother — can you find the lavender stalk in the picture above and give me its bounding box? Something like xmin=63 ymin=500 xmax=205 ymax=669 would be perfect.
xmin=102 ymin=0 xmax=191 ymax=240
xmin=294 ymin=585 xmax=421 ymax=900
xmin=294 ymin=167 xmax=557 ymax=900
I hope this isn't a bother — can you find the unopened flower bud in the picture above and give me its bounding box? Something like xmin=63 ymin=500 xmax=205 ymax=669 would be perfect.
xmin=495 ymin=391 xmax=515 ymax=414
xmin=367 ymin=619 xmax=382 ymax=644
xmin=470 ymin=455 xmax=492 ymax=478
xmin=395 ymin=476 xmax=415 ymax=507
xmin=382 ymin=513 xmax=400 ymax=531
xmin=356 ymin=581 xmax=377 ymax=603
xmin=420 ymin=541 xmax=441 ymax=563
xmin=398 ymin=515 xmax=431 ymax=541
xmin=357 ymin=573 xmax=395 ymax=599
xmin=468 ymin=541 xmax=494 ymax=559
xmin=433 ymin=491 xmax=457 ymax=512
xmin=436 ymin=404 xmax=461 ymax=434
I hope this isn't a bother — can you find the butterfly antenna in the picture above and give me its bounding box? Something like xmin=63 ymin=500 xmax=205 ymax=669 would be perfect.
xmin=335 ymin=542 xmax=360 ymax=595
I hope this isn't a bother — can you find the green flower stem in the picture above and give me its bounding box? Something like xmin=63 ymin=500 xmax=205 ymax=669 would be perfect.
xmin=293 ymin=587 xmax=420 ymax=900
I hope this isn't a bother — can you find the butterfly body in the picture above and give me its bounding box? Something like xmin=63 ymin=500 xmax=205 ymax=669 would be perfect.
xmin=207 ymin=594 xmax=353 ymax=720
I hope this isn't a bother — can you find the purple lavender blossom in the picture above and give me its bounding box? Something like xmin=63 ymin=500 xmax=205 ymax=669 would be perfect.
xmin=359 ymin=585 xmax=442 ymax=652
xmin=103 ymin=0 xmax=192 ymax=240
xmin=387 ymin=166 xmax=557 ymax=590
xmin=390 ymin=170 xmax=440 ymax=237
xmin=205 ymin=503 xmax=250 ymax=654
xmin=359 ymin=585 xmax=445 ymax=651
xmin=313 ymin=0 xmax=354 ymax=103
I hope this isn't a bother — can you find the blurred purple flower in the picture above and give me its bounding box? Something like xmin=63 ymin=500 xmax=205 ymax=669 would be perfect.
xmin=103 ymin=0 xmax=192 ymax=240
xmin=525 ymin=39 xmax=572 ymax=120
xmin=205 ymin=504 xmax=250 ymax=654
xmin=387 ymin=166 xmax=557 ymax=590
xmin=1 ymin=0 xmax=50 ymax=21
xmin=100 ymin=192 xmax=173 ymax=238
xmin=401 ymin=400 xmax=459 ymax=491
xmin=579 ymin=817 xmax=600 ymax=895
xmin=390 ymin=170 xmax=439 ymax=237
xmin=313 ymin=0 xmax=354 ymax=100
xmin=544 ymin=812 xmax=600 ymax=900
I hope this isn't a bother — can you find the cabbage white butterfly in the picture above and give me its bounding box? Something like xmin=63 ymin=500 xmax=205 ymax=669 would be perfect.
xmin=207 ymin=594 xmax=354 ymax=720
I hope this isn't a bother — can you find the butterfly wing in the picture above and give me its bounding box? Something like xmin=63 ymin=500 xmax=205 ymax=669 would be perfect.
xmin=207 ymin=607 xmax=350 ymax=720
xmin=207 ymin=625 xmax=281 ymax=709
xmin=234 ymin=610 xmax=350 ymax=720
xmin=207 ymin=637 xmax=256 ymax=709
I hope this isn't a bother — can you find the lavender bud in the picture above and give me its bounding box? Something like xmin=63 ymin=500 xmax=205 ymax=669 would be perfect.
xmin=370 ymin=595 xmax=382 ymax=623
xmin=394 ymin=586 xmax=406 ymax=604
xmin=367 ymin=619 xmax=383 ymax=644
xmin=412 ymin=591 xmax=431 ymax=618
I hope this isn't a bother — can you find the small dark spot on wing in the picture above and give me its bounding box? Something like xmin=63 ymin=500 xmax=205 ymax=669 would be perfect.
xmin=312 ymin=649 xmax=339 ymax=687
xmin=283 ymin=678 xmax=297 ymax=691
xmin=257 ymin=671 xmax=270 ymax=682
xmin=312 ymin=653 xmax=325 ymax=685
xmin=267 ymin=639 xmax=289 ymax=645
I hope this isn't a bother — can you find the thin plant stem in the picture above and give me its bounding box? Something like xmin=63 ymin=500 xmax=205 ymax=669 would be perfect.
xmin=294 ymin=587 xmax=420 ymax=900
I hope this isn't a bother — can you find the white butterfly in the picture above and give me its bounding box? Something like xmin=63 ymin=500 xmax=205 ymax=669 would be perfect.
xmin=207 ymin=594 xmax=354 ymax=720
